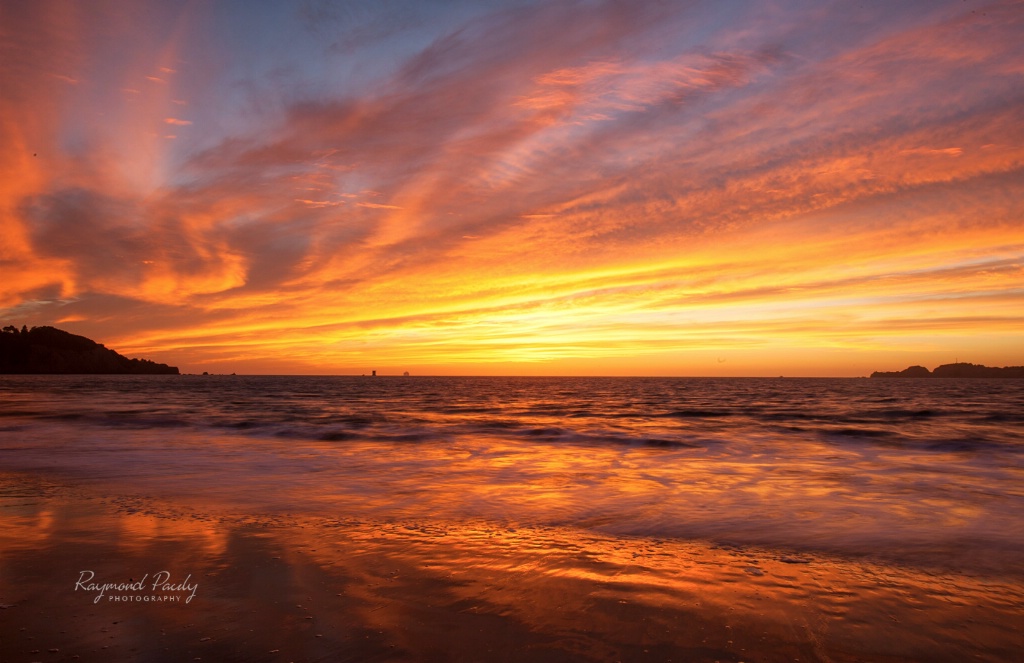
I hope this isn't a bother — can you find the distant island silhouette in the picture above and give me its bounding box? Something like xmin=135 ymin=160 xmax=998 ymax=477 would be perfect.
xmin=871 ymin=362 xmax=1024 ymax=378
xmin=0 ymin=325 xmax=179 ymax=374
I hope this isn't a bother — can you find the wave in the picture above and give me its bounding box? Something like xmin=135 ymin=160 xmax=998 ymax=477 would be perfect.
xmin=0 ymin=375 xmax=1021 ymax=455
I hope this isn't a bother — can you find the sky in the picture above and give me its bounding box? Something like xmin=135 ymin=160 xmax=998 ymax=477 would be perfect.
xmin=1 ymin=0 xmax=1022 ymax=376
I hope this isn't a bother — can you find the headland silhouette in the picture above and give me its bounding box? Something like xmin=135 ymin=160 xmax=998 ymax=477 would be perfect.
xmin=0 ymin=325 xmax=178 ymax=374
xmin=871 ymin=362 xmax=1024 ymax=378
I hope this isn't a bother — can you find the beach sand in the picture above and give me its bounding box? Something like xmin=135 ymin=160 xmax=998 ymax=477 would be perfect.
xmin=1 ymin=472 xmax=1021 ymax=663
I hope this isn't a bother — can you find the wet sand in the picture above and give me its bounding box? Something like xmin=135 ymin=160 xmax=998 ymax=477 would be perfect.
xmin=1 ymin=472 xmax=1022 ymax=663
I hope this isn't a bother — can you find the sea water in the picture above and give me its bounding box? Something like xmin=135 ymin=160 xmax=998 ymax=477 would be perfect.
xmin=1 ymin=375 xmax=1022 ymax=575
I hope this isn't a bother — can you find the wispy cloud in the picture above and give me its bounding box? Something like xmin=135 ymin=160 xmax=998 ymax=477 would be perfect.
xmin=357 ymin=202 xmax=403 ymax=210
xmin=296 ymin=198 xmax=346 ymax=208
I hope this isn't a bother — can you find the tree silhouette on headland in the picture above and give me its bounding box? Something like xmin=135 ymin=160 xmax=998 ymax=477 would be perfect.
xmin=0 ymin=325 xmax=178 ymax=374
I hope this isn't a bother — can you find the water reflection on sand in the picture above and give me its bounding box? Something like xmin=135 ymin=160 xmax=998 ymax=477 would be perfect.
xmin=4 ymin=425 xmax=1022 ymax=577
xmin=1 ymin=476 xmax=1021 ymax=663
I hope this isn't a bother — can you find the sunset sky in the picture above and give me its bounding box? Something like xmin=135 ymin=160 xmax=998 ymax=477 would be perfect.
xmin=2 ymin=0 xmax=1022 ymax=376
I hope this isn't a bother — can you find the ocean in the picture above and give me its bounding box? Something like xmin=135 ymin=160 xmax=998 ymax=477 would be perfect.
xmin=2 ymin=375 xmax=1023 ymax=661
xmin=2 ymin=374 xmax=1022 ymax=572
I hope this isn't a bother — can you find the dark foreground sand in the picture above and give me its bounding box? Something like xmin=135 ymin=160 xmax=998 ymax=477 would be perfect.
xmin=1 ymin=472 xmax=1021 ymax=663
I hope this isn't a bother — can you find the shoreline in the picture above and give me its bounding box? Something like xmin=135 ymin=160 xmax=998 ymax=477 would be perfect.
xmin=2 ymin=473 xmax=1022 ymax=662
